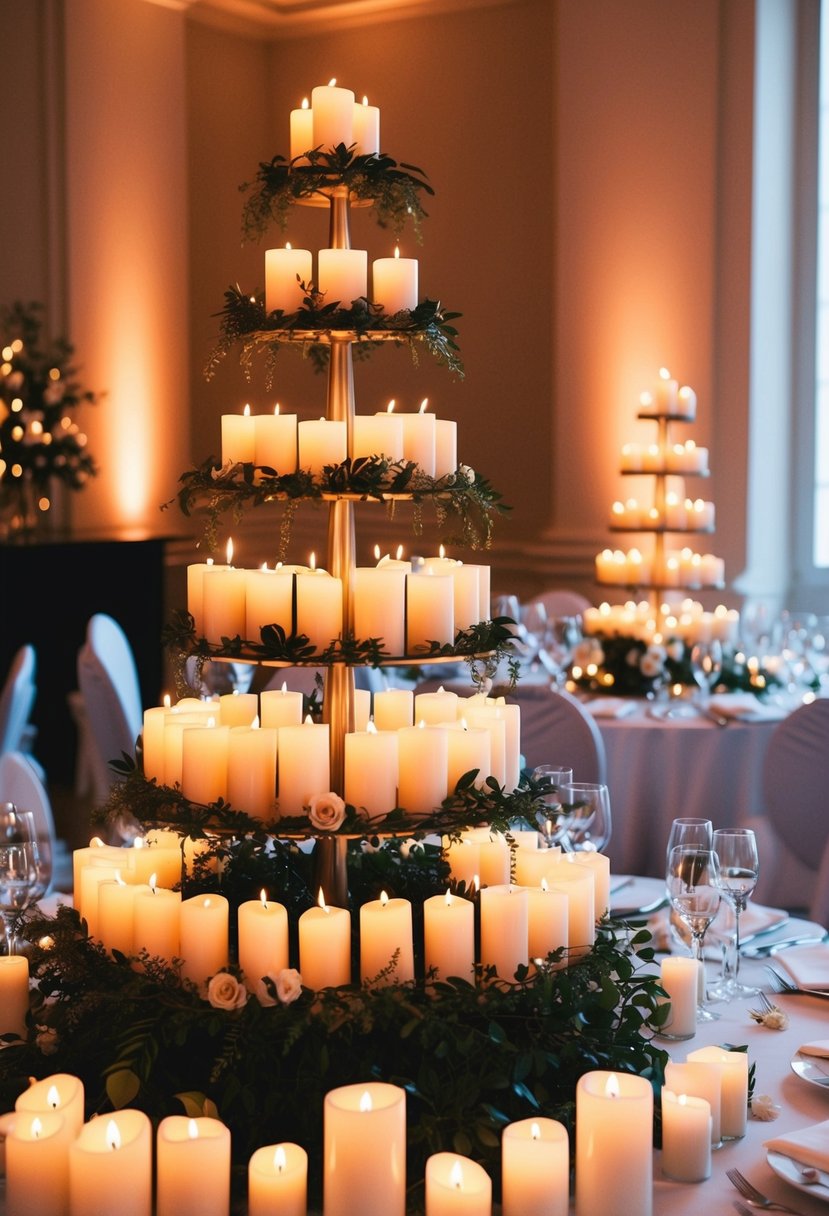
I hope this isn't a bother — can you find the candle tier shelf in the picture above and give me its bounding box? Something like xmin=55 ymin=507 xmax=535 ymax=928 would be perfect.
xmin=608 ymin=524 xmax=715 ymax=534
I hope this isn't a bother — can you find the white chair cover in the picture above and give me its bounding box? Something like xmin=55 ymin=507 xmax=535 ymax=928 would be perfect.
xmin=76 ymin=614 xmax=144 ymax=800
xmin=0 ymin=643 xmax=37 ymax=756
xmin=511 ymin=683 xmax=608 ymax=783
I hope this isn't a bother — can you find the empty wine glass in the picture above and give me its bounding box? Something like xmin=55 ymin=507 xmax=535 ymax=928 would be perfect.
xmin=690 ymin=639 xmax=723 ymax=706
xmin=666 ymin=818 xmax=714 ymax=953
xmin=666 ymin=845 xmax=722 ymax=1022
xmin=11 ymin=809 xmax=53 ymax=903
xmin=531 ymin=764 xmax=574 ymax=847
xmin=0 ymin=841 xmax=38 ymax=955
xmin=558 ymin=782 xmax=612 ymax=852
xmin=709 ymin=827 xmax=761 ymax=999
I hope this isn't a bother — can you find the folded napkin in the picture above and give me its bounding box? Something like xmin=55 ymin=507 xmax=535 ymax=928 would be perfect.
xmin=775 ymin=943 xmax=829 ymax=990
xmin=707 ymin=693 xmax=789 ymax=723
xmin=709 ymin=900 xmax=787 ymax=944
xmin=585 ymin=698 xmax=638 ymax=720
xmin=798 ymin=1040 xmax=829 ymax=1059
xmin=765 ymin=1119 xmax=829 ymax=1171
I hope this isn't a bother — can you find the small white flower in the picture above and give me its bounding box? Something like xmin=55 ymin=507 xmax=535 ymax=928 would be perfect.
xmin=749 ymin=1002 xmax=789 ymax=1030
xmin=751 ymin=1093 xmax=781 ymax=1121
xmin=206 ymin=970 xmax=248 ymax=1011
xmin=399 ymin=838 xmax=424 ymax=861
xmin=361 ymin=837 xmax=383 ymax=854
xmin=639 ymin=652 xmax=664 ymax=678
xmin=458 ymin=463 xmax=475 ymax=484
xmin=307 ymin=792 xmax=347 ymax=832
xmin=275 ymin=968 xmax=303 ymax=1005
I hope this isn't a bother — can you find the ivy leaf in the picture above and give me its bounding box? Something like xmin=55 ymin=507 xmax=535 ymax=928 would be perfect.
xmin=106 ymin=1068 xmax=140 ymax=1109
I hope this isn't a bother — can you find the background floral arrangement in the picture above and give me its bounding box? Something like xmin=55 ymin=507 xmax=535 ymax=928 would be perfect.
xmin=0 ymin=300 xmax=101 ymax=531
xmin=568 ymin=632 xmax=693 ymax=697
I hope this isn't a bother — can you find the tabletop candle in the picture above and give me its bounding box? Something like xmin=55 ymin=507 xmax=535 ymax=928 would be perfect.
xmin=265 ymin=244 xmax=312 ymax=315
xmin=423 ymin=889 xmax=475 ymax=981
xmin=351 ymin=412 xmax=405 ymax=462
xmin=248 ymin=1142 xmax=308 ymax=1216
xmin=254 ymin=405 xmax=298 ymax=474
xmin=391 ymin=398 xmax=436 ymax=476
xmin=238 ymin=890 xmax=289 ymax=990
xmin=132 ymin=880 xmax=181 ymax=963
xmin=446 ymin=720 xmax=491 ymax=794
xmin=344 ymin=723 xmax=398 ymax=820
xmin=245 ymin=565 xmax=293 ymax=641
xmin=181 ymin=720 xmax=230 ymax=806
xmin=663 ymin=1059 xmax=722 ymax=1144
xmin=16 ymin=1073 xmax=85 ymax=1142
xmin=479 ymin=884 xmax=528 ymax=981
xmin=575 ymin=1071 xmax=653 ymax=1216
xmin=0 ymin=955 xmax=29 ymax=1038
xmin=373 ymin=687 xmax=413 ymax=731
xmin=323 ymin=1082 xmax=406 ymax=1216
xmin=312 ymin=80 xmax=354 ymax=149
xmin=353 ymin=565 xmax=407 ymax=655
xmin=424 ymin=1152 xmax=491 ymax=1216
xmin=221 ymin=403 xmax=256 ymax=465
xmin=352 ymin=94 xmax=379 ymax=155
xmin=502 ymin=1117 xmax=569 ymax=1216
xmin=573 ymin=851 xmax=611 ymax=919
xmin=141 ymin=698 xmax=172 ymax=783
xmin=397 ymin=722 xmax=448 ymax=818
xmin=372 ymin=245 xmax=418 ymax=313
xmin=686 ymin=1045 xmax=748 ymax=1139
xmin=6 ymin=1111 xmax=68 ymax=1216
xmin=260 ymin=682 xmax=304 ymax=728
xmin=525 ymin=881 xmax=569 ymax=970
xmin=543 ymin=856 xmax=595 ymax=956
xmin=179 ymin=894 xmax=229 ymax=991
xmin=289 ymin=96 xmax=313 ymax=161
xmin=277 ymin=717 xmax=330 ymax=816
xmin=660 ymin=1089 xmax=712 ymax=1182
xmin=227 ymin=722 xmax=278 ymax=820
xmin=156 ymin=1116 xmax=231 ymax=1216
xmin=317 ymin=248 xmax=367 ymax=307
xmin=162 ymin=710 xmax=210 ymax=788
xmin=406 ymin=568 xmax=454 ymax=650
xmin=360 ymin=890 xmax=414 ymax=986
xmin=442 ymin=836 xmax=480 ymax=889
xmin=298 ymin=891 xmax=351 ymax=989
xmin=99 ymin=873 xmax=150 ymax=958
xmin=298 ymin=417 xmax=348 ymax=476
xmin=69 ymin=1110 xmax=153 ymax=1216
xmin=219 ymin=690 xmax=258 ymax=727
xmin=127 ymin=833 xmax=182 ymax=890
xmin=658 ymin=956 xmax=699 ymax=1040
xmin=202 ymin=565 xmax=247 ymax=643
xmin=295 ymin=565 xmax=343 ymax=651
xmin=434 ymin=417 xmax=458 ymax=478
xmin=464 ymin=704 xmax=506 ymax=788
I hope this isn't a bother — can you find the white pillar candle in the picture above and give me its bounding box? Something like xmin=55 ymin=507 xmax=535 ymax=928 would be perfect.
xmin=354 ymin=566 xmax=407 ymax=654
xmin=406 ymin=569 xmax=454 ymax=650
xmin=372 ymin=246 xmax=418 ymax=313
xmin=6 ymin=1110 xmax=68 ymax=1216
xmin=296 ymin=567 xmax=344 ymax=651
xmin=16 ymin=1074 xmax=85 ymax=1142
xmin=663 ymin=1060 xmax=722 ymax=1143
xmin=202 ymin=566 xmax=248 ymax=643
xmin=373 ymin=688 xmax=413 ymax=731
xmin=463 ymin=828 xmax=511 ymax=887
xmin=79 ymin=859 xmax=122 ymax=940
xmin=181 ymin=721 xmax=230 ymax=806
xmin=514 ymin=846 xmax=561 ymax=888
xmin=486 ymin=696 xmax=520 ymax=791
xmin=249 ymin=1143 xmax=308 ymax=1216
xmin=415 ymin=686 xmax=459 ymax=725
xmin=311 ymin=81 xmax=355 ymax=150
xmin=425 ymin=1152 xmax=491 ymax=1216
xmin=423 ymin=890 xmax=475 ymax=981
xmin=69 ymin=1111 xmax=153 ymax=1216
xmin=573 ymin=852 xmax=611 ymax=920
xmin=392 ymin=400 xmax=436 ymax=476
xmin=397 ymin=722 xmax=448 ymax=818
xmin=179 ymin=894 xmax=229 ymax=991
xmin=156 ymin=1116 xmax=231 ymax=1216
xmin=99 ymin=874 xmax=149 ymax=957
xmin=360 ymin=890 xmax=414 ymax=986
xmin=575 ymin=1071 xmax=653 ymax=1216
xmin=442 ymin=836 xmax=480 ymax=889
xmin=187 ymin=559 xmax=226 ymax=637
xmin=464 ymin=705 xmax=506 ymax=787
xmin=265 ymin=245 xmax=312 ymax=316
xmin=238 ymin=892 xmax=289 ymax=989
xmin=446 ymin=720 xmax=491 ymax=793
xmin=502 ymin=1117 xmax=569 ymax=1216
xmin=219 ymin=691 xmax=258 ymax=726
xmin=245 ymin=566 xmax=293 ymax=642
xmin=260 ymin=683 xmax=304 ymax=728
xmin=133 ymin=883 xmax=181 ymax=963
xmin=658 ymin=956 xmax=699 ymax=1040
xmin=72 ymin=839 xmax=128 ymax=919
xmin=479 ymin=884 xmax=528 ymax=981
xmin=221 ymin=404 xmax=256 ymax=465
xmin=323 ymin=1082 xmax=406 ymax=1216
xmin=298 ymin=417 xmax=348 ymax=475
xmin=351 ymin=412 xmax=404 ymax=462
xmin=434 ymin=418 xmax=458 ymax=478
xmin=162 ymin=710 xmax=210 ymax=788
xmin=129 ymin=834 xmax=182 ymax=890
xmin=277 ymin=718 xmax=330 ymax=817
xmin=654 ymin=367 xmax=678 ymax=413
xmin=0 ymin=955 xmax=29 ymax=1038
xmin=254 ymin=406 xmax=298 ymax=474
xmin=227 ymin=723 xmax=277 ymax=819
xmin=141 ymin=699 xmax=172 ymax=783
xmin=525 ymin=882 xmax=569 ymax=969
xmin=317 ymin=248 xmax=367 ymax=307
xmin=544 ymin=856 xmax=595 ymax=956
xmin=345 ymin=724 xmax=398 ymax=821
xmin=355 ymin=688 xmax=371 ymax=730
xmin=686 ymin=1045 xmax=748 ymax=1139
xmin=352 ymin=94 xmax=379 ymax=155
xmin=289 ymin=96 xmax=313 ymax=161
xmin=298 ymin=892 xmax=351 ymax=989
xmin=660 ymin=1089 xmax=711 ymax=1182
xmin=677 ymin=384 xmax=697 ymax=418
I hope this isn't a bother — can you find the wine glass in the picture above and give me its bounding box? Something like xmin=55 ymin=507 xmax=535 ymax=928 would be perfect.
xmin=531 ymin=764 xmax=574 ymax=847
xmin=11 ymin=809 xmax=53 ymax=903
xmin=666 ymin=845 xmax=722 ymax=1022
xmin=709 ymin=827 xmax=761 ymax=999
xmin=0 ymin=841 xmax=38 ymax=955
xmin=666 ymin=818 xmax=713 ymax=953
xmin=689 ymin=639 xmax=723 ymax=707
xmin=558 ymin=782 xmax=612 ymax=852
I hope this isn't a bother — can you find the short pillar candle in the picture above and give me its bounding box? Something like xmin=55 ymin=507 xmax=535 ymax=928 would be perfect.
xmin=686 ymin=1044 xmax=748 ymax=1139
xmin=179 ymin=894 xmax=229 ymax=991
xmin=6 ymin=1110 xmax=69 ymax=1216
xmin=156 ymin=1116 xmax=231 ymax=1216
xmin=248 ymin=1142 xmax=308 ymax=1216
xmin=298 ymin=894 xmax=352 ymax=990
xmin=479 ymin=884 xmax=528 ymax=981
xmin=323 ymin=1082 xmax=406 ymax=1216
xmin=238 ymin=892 xmax=290 ymax=990
xmin=0 ymin=955 xmax=29 ymax=1038
xmin=660 ymin=1089 xmax=712 ymax=1182
xmin=423 ymin=890 xmax=475 ymax=981
xmin=424 ymin=1152 xmax=491 ymax=1215
xmin=69 ymin=1111 xmax=153 ymax=1216
xmin=360 ymin=891 xmax=414 ymax=986
xmin=502 ymin=1116 xmax=570 ymax=1216
xmin=575 ymin=1071 xmax=653 ymax=1216
xmin=659 ymin=956 xmax=699 ymax=1040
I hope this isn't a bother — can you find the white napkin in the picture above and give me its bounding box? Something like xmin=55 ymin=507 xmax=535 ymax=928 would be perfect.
xmin=765 ymin=1118 xmax=829 ymax=1171
xmin=707 ymin=693 xmax=789 ymax=723
xmin=585 ymin=698 xmax=638 ymax=719
xmin=709 ymin=900 xmax=787 ymax=943
xmin=798 ymin=1040 xmax=829 ymax=1059
xmin=775 ymin=943 xmax=829 ymax=990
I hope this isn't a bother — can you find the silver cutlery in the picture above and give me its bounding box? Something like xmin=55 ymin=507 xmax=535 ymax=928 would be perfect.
xmin=766 ymin=965 xmax=829 ymax=999
xmin=727 ymin=1166 xmax=808 ymax=1213
xmin=742 ymin=934 xmax=826 ymax=959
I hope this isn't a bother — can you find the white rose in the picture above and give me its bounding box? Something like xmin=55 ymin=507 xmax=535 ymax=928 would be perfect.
xmin=275 ymin=968 xmax=303 ymax=1005
xmin=206 ymin=971 xmax=248 ymax=1011
xmin=399 ymin=838 xmax=424 ymax=860
xmin=751 ymin=1093 xmax=781 ymax=1121
xmin=307 ymin=792 xmax=347 ymax=832
xmin=639 ymin=652 xmax=664 ymax=679
xmin=458 ymin=463 xmax=475 ymax=484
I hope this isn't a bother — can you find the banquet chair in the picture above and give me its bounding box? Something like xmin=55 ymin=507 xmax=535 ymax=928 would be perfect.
xmin=0 ymin=643 xmax=39 ymax=764
xmin=0 ymin=750 xmax=73 ymax=893
xmin=75 ymin=613 xmax=144 ymax=803
xmin=514 ymin=684 xmax=608 ymax=783
xmin=761 ymin=697 xmax=829 ymax=924
xmin=524 ymin=588 xmax=592 ymax=619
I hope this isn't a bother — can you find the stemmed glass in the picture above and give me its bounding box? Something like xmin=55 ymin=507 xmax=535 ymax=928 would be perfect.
xmin=689 ymin=639 xmax=723 ymax=707
xmin=666 ymin=818 xmax=713 ymax=953
xmin=709 ymin=827 xmax=761 ymax=999
xmin=0 ymin=840 xmax=38 ymax=955
xmin=531 ymin=765 xmax=574 ymax=847
xmin=558 ymin=782 xmax=612 ymax=852
xmin=666 ymin=845 xmax=722 ymax=1022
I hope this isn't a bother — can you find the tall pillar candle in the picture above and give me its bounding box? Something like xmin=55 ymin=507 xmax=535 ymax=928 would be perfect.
xmin=227 ymin=723 xmax=278 ymax=819
xmin=502 ymin=1117 xmax=570 ymax=1216
xmin=442 ymin=836 xmax=480 ymax=889
xmin=202 ymin=566 xmax=247 ymax=643
xmin=254 ymin=406 xmax=298 ymax=474
xmin=434 ymin=418 xmax=458 ymax=478
xmin=277 ymin=718 xmax=330 ymax=816
xmin=179 ymin=894 xmax=229 ymax=991
xmin=373 ymin=687 xmax=413 ymax=731
xmin=658 ymin=956 xmax=699 ymax=1040
xmin=99 ymin=874 xmax=149 ymax=958
xmin=298 ymin=418 xmax=348 ymax=475
xmin=660 ymin=1090 xmax=712 ymax=1182
xmin=290 ymin=96 xmax=313 ymax=161
xmin=221 ymin=405 xmax=255 ymax=465
xmin=298 ymin=893 xmax=351 ymax=989
xmin=162 ymin=710 xmax=209 ymax=788
xmin=354 ymin=566 xmax=406 ymax=654
xmin=6 ymin=1111 xmax=69 ymax=1216
xmin=265 ymin=245 xmax=312 ymax=315
xmin=423 ymin=890 xmax=475 ymax=981
xmin=352 ymin=94 xmax=380 ymax=154
xmin=424 ymin=1152 xmax=491 ymax=1215
xmin=372 ymin=246 xmax=418 ymax=313
xmin=351 ymin=413 xmax=404 ymax=462
xmin=544 ymin=856 xmax=595 ymax=955
xmin=72 ymin=838 xmax=125 ymax=919
xmin=574 ymin=851 xmax=611 ymax=920
xmin=238 ymin=892 xmax=289 ymax=989
xmin=463 ymin=827 xmax=510 ymax=886
xmin=406 ymin=569 xmax=454 ymax=650
xmin=397 ymin=722 xmax=448 ymax=818
xmin=69 ymin=1111 xmax=153 ymax=1216
xmin=344 ymin=724 xmax=398 ymax=821
xmin=248 ymin=1143 xmax=308 ymax=1216
xmin=317 ymin=248 xmax=367 ymax=307
xmin=393 ymin=401 xmax=436 ymax=475
xmin=79 ymin=859 xmax=122 ymax=940
xmin=663 ymin=1060 xmax=722 ymax=1144
xmin=446 ymin=721 xmax=491 ymax=793
xmin=686 ymin=1045 xmax=748 ymax=1139
xmin=575 ymin=1071 xmax=653 ymax=1216
xmin=0 ymin=955 xmax=29 ymax=1038
xmin=245 ymin=567 xmax=294 ymax=642
xmin=181 ymin=721 xmax=230 ymax=806
xmin=311 ymin=81 xmax=355 ymax=149
xmin=525 ymin=882 xmax=569 ymax=969
xmin=360 ymin=890 xmax=414 ymax=985
xmin=323 ymin=1082 xmax=406 ymax=1216
xmin=133 ymin=883 xmax=181 ymax=964
xmin=464 ymin=704 xmax=506 ymax=787
xmin=295 ymin=567 xmax=343 ymax=651
xmin=156 ymin=1116 xmax=231 ymax=1216
xmin=479 ymin=884 xmax=528 ymax=981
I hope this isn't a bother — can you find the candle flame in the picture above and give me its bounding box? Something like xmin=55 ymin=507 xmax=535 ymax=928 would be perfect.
xmin=285 ymin=241 xmax=292 ymax=250
xmin=301 ymin=97 xmax=309 ymax=109
xmin=115 ymin=870 xmax=126 ymax=887
xmin=541 ymin=877 xmax=548 ymax=892
xmin=359 ymin=1090 xmax=373 ymax=1113
xmin=281 ymin=681 xmax=288 ymax=694
xmin=395 ymin=544 xmax=403 ymax=560
xmin=47 ymin=1085 xmax=60 ymax=1109
xmin=386 ymin=398 xmax=396 ymax=414
xmin=472 ymin=873 xmax=479 ymax=892
xmin=417 ymin=719 xmax=426 ymax=729
xmin=188 ymin=1119 xmax=199 ymax=1140
xmin=373 ymin=543 xmax=381 ymax=560
xmin=659 ymin=366 xmax=671 ymax=380
xmin=203 ymin=898 xmax=211 ymax=909
xmin=252 ymin=715 xmax=260 ymax=729
xmin=605 ymin=1073 xmax=620 ymax=1098
xmin=107 ymin=1120 xmax=121 ymax=1150
xmin=207 ymin=715 xmax=216 ymax=728
xmin=318 ymin=888 xmax=328 ymax=912
xmin=226 ymin=537 xmax=234 ymax=565
xmin=163 ymin=693 xmax=171 ymax=708
xmin=380 ymin=890 xmax=389 ymax=907
xmin=31 ymin=1116 xmax=43 ymax=1138
xmin=438 ymin=544 xmax=446 ymax=559
xmin=394 ymin=244 xmax=400 ymax=259
xmin=678 ymin=1093 xmax=688 ymax=1106
xmin=531 ymin=1121 xmax=541 ymax=1140
xmin=260 ymin=888 xmax=268 ymax=908
xmin=418 ymin=397 xmax=428 ymax=414
xmin=90 ymin=836 xmax=106 ymax=848
xmin=304 ymin=713 xmax=314 ymax=725
xmin=328 ymin=77 xmax=337 ymax=85
xmin=243 ymin=402 xmax=251 ymax=417
xmin=367 ymin=719 xmax=378 ymax=735
xmin=309 ymin=551 xmax=316 ymax=570
xmin=133 ymin=836 xmax=145 ymax=850
xmin=149 ymin=873 xmax=157 ymax=892
xmin=362 ymin=94 xmax=369 ymax=106
xmin=274 ymin=402 xmax=281 ymax=415
xmin=274 ymin=1144 xmax=287 ymax=1172
xmin=450 ymin=1159 xmax=464 ymax=1189
xmin=444 ymin=888 xmax=452 ymax=907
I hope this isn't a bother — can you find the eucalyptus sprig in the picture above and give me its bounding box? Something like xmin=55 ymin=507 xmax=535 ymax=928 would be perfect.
xmin=239 ymin=145 xmax=434 ymax=244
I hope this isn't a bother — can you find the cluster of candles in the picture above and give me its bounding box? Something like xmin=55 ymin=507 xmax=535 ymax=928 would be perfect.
xmin=138 ymin=684 xmax=518 ymax=820
xmin=582 ymin=600 xmax=741 ymax=645
xmin=609 ymin=493 xmax=715 ymax=531
xmin=187 ymin=543 xmax=490 ymax=656
xmin=289 ymin=80 xmax=380 ymax=161
xmin=620 ymin=438 xmax=709 ymax=474
xmin=595 ymin=546 xmax=725 ymax=588
xmin=265 ymin=240 xmax=419 ymax=316
xmin=639 ymin=367 xmax=698 ymax=419
xmin=220 ymin=398 xmax=458 ymax=480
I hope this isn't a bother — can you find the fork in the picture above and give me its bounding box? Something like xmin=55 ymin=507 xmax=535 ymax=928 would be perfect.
xmin=727 ymin=1166 xmax=807 ymax=1213
xmin=765 ymin=965 xmax=829 ymax=1000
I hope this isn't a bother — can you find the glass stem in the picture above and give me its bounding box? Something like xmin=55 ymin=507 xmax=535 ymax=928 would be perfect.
xmin=732 ymin=895 xmax=746 ymax=984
